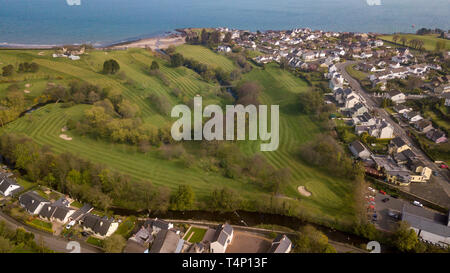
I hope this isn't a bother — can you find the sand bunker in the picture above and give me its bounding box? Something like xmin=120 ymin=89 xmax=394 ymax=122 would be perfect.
xmin=59 ymin=134 xmax=72 ymax=141
xmin=38 ymin=52 xmax=45 ymax=56
xmin=25 ymin=83 xmax=31 ymax=88
xmin=61 ymin=126 xmax=68 ymax=132
xmin=298 ymin=186 xmax=312 ymax=197
xmin=23 ymin=90 xmax=31 ymax=94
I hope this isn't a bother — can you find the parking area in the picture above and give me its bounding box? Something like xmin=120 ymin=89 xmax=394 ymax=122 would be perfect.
xmin=373 ymin=192 xmax=405 ymax=232
xmin=226 ymin=231 xmax=272 ymax=253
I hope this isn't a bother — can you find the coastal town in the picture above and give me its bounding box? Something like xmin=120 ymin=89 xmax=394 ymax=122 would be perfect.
xmin=0 ymin=25 xmax=449 ymax=253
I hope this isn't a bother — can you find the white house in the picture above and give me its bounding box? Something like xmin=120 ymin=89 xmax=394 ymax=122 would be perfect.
xmin=386 ymin=90 xmax=406 ymax=104
xmin=0 ymin=177 xmax=21 ymax=197
xmin=19 ymin=191 xmax=50 ymax=215
xmin=349 ymin=140 xmax=371 ymax=160
xmin=210 ymin=223 xmax=234 ymax=253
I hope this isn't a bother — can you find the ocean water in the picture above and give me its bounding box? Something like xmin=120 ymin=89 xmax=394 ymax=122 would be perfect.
xmin=0 ymin=0 xmax=448 ymax=46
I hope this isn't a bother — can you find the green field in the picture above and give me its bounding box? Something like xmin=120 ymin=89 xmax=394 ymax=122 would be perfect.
xmin=379 ymin=34 xmax=450 ymax=51
xmin=184 ymin=227 xmax=207 ymax=243
xmin=0 ymin=46 xmax=356 ymax=227
xmin=176 ymin=44 xmax=236 ymax=72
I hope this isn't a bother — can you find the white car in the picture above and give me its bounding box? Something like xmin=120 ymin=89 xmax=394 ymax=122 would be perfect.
xmin=412 ymin=201 xmax=423 ymax=207
xmin=66 ymin=220 xmax=76 ymax=229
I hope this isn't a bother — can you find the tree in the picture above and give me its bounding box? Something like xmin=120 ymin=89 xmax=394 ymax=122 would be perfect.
xmin=2 ymin=65 xmax=14 ymax=76
xmin=400 ymin=37 xmax=408 ymax=46
xmin=170 ymin=53 xmax=184 ymax=67
xmin=210 ymin=187 xmax=240 ymax=211
xmin=103 ymin=234 xmax=126 ymax=253
xmin=223 ymin=32 xmax=232 ymax=43
xmin=392 ymin=221 xmax=419 ymax=252
xmin=392 ymin=35 xmax=399 ymax=44
xmin=293 ymin=225 xmax=336 ymax=253
xmin=150 ymin=61 xmax=160 ymax=70
xmin=170 ymin=185 xmax=195 ymax=210
xmin=0 ymin=237 xmax=12 ymax=253
xmin=103 ymin=59 xmax=120 ymax=74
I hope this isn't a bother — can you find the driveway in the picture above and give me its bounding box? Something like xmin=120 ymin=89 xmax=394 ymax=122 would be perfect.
xmin=0 ymin=210 xmax=101 ymax=253
xmin=337 ymin=62 xmax=450 ymax=208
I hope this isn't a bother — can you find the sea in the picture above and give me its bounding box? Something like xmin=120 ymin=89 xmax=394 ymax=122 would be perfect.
xmin=0 ymin=0 xmax=449 ymax=47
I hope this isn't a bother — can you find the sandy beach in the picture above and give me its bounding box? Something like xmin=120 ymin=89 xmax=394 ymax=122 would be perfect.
xmin=110 ymin=35 xmax=186 ymax=50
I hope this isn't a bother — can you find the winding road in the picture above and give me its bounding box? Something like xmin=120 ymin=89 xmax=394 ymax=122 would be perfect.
xmin=337 ymin=61 xmax=450 ymax=208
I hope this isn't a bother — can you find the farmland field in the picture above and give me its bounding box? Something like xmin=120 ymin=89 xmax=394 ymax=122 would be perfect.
xmin=379 ymin=34 xmax=450 ymax=51
xmin=0 ymin=46 xmax=357 ymax=227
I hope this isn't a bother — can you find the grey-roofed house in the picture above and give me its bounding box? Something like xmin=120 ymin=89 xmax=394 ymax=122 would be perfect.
xmin=19 ymin=191 xmax=50 ymax=215
xmin=210 ymin=223 xmax=234 ymax=253
xmin=349 ymin=140 xmax=371 ymax=160
xmin=79 ymin=214 xmax=118 ymax=239
xmin=144 ymin=218 xmax=173 ymax=236
xmin=149 ymin=229 xmax=182 ymax=253
xmin=268 ymin=234 xmax=292 ymax=253
xmin=38 ymin=197 xmax=74 ymax=224
xmin=69 ymin=203 xmax=93 ymax=222
xmin=125 ymin=224 xmax=153 ymax=253
xmin=401 ymin=204 xmax=450 ymax=247
xmin=0 ymin=178 xmax=22 ymax=197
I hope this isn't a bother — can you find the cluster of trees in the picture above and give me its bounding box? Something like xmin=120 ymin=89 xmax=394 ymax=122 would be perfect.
xmin=298 ymin=134 xmax=362 ymax=178
xmin=0 ymin=84 xmax=26 ymax=126
xmin=392 ymin=35 xmax=426 ymax=51
xmin=235 ymin=81 xmax=261 ymax=106
xmin=298 ymin=89 xmax=336 ymax=121
xmin=416 ymin=28 xmax=447 ymax=36
xmin=18 ymin=62 xmax=39 ymax=73
xmin=1 ymin=65 xmax=14 ymax=76
xmin=186 ymin=29 xmax=222 ymax=48
xmin=103 ymin=59 xmax=120 ymax=74
xmin=0 ymin=221 xmax=52 ymax=253
xmin=292 ymin=225 xmax=336 ymax=253
xmin=44 ymin=80 xmax=109 ymax=104
xmin=434 ymin=40 xmax=447 ymax=52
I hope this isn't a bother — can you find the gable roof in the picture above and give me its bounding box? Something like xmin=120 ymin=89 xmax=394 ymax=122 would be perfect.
xmin=402 ymin=204 xmax=450 ymax=238
xmin=80 ymin=214 xmax=114 ymax=236
xmin=212 ymin=223 xmax=233 ymax=246
xmin=0 ymin=178 xmax=19 ymax=194
xmin=349 ymin=140 xmax=367 ymax=154
xmin=391 ymin=137 xmax=407 ymax=148
xmin=268 ymin=234 xmax=292 ymax=253
xmin=70 ymin=204 xmax=93 ymax=221
xmin=19 ymin=191 xmax=49 ymax=212
xmin=149 ymin=229 xmax=180 ymax=253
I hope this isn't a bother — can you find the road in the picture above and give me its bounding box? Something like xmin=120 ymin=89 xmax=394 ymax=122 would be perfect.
xmin=337 ymin=62 xmax=450 ymax=207
xmin=0 ymin=210 xmax=101 ymax=253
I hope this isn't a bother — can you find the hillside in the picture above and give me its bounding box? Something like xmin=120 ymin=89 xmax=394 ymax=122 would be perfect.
xmin=379 ymin=34 xmax=449 ymax=51
xmin=0 ymin=46 xmax=356 ymax=227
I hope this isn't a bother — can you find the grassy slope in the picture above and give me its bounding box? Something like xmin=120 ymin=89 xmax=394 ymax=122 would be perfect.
xmin=176 ymin=44 xmax=236 ymax=72
xmin=0 ymin=47 xmax=356 ymax=226
xmin=379 ymin=34 xmax=450 ymax=51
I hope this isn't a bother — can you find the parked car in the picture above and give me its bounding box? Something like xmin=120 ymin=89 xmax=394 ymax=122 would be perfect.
xmin=412 ymin=201 xmax=423 ymax=207
xmin=81 ymin=231 xmax=89 ymax=237
xmin=382 ymin=198 xmax=390 ymax=203
xmin=66 ymin=220 xmax=76 ymax=229
xmin=388 ymin=210 xmax=400 ymax=220
xmin=379 ymin=190 xmax=386 ymax=195
xmin=372 ymin=214 xmax=378 ymax=221
xmin=440 ymin=164 xmax=448 ymax=169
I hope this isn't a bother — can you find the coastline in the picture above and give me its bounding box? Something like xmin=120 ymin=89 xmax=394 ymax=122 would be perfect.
xmin=0 ymin=30 xmax=186 ymax=50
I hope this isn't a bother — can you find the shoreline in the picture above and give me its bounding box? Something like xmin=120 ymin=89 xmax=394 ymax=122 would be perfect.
xmin=0 ymin=28 xmax=422 ymax=50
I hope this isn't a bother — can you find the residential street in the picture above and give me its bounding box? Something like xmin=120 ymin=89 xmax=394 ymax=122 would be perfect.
xmin=0 ymin=210 xmax=101 ymax=253
xmin=337 ymin=62 xmax=450 ymax=208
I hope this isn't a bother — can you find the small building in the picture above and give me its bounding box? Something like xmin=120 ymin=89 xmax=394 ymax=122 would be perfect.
xmin=413 ymin=119 xmax=433 ymax=133
xmin=210 ymin=223 xmax=234 ymax=253
xmin=0 ymin=176 xmax=22 ymax=197
xmin=426 ymin=129 xmax=448 ymax=143
xmin=268 ymin=234 xmax=292 ymax=253
xmin=385 ymin=90 xmax=406 ymax=104
xmin=349 ymin=140 xmax=371 ymax=160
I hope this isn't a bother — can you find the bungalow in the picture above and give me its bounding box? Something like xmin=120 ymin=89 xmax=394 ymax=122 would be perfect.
xmin=19 ymin=191 xmax=50 ymax=215
xmin=217 ymin=45 xmax=232 ymax=53
xmin=145 ymin=218 xmax=174 ymax=236
xmin=413 ymin=119 xmax=434 ymax=133
xmin=385 ymin=90 xmax=406 ymax=104
xmin=79 ymin=214 xmax=118 ymax=238
xmin=426 ymin=129 xmax=448 ymax=144
xmin=404 ymin=111 xmax=423 ymax=123
xmin=210 ymin=223 xmax=234 ymax=253
xmin=268 ymin=234 xmax=292 ymax=253
xmin=38 ymin=197 xmax=74 ymax=224
xmin=125 ymin=225 xmax=153 ymax=253
xmin=393 ymin=104 xmax=412 ymax=114
xmin=349 ymin=140 xmax=371 ymax=160
xmin=0 ymin=176 xmax=21 ymax=197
